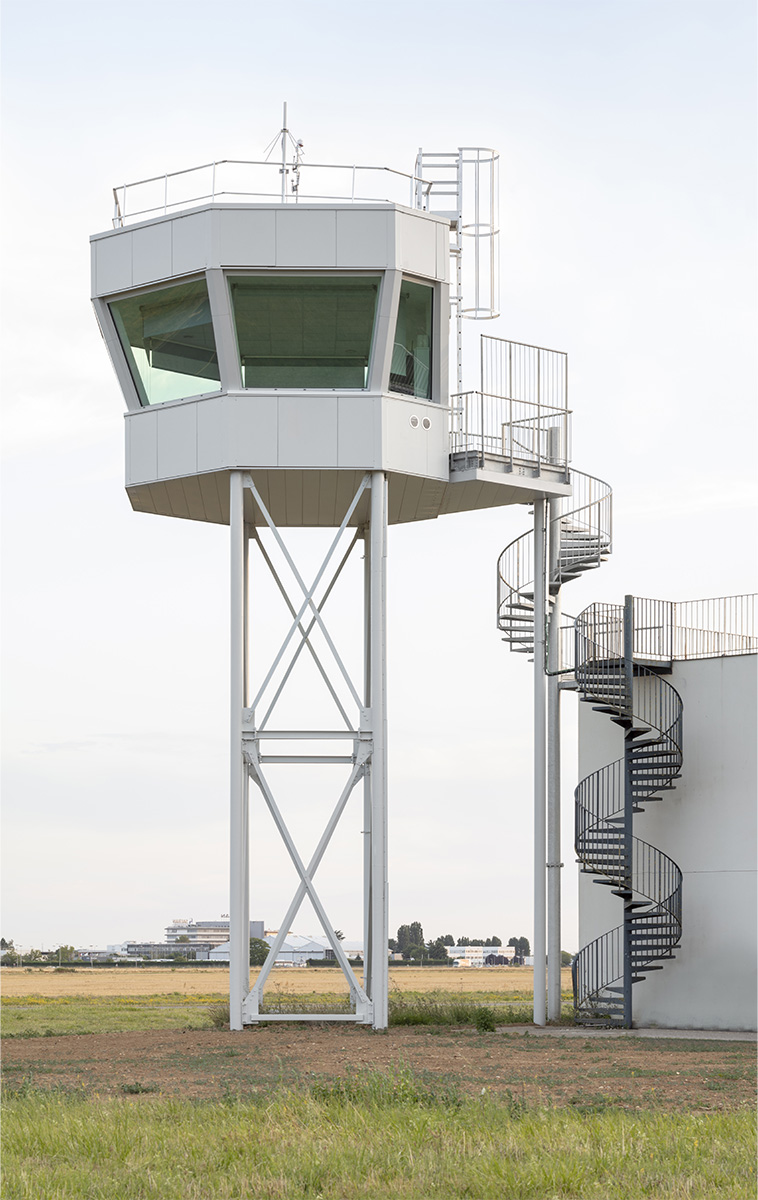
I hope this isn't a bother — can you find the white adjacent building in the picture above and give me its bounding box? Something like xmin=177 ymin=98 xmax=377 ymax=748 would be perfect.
xmin=578 ymin=616 xmax=757 ymax=1031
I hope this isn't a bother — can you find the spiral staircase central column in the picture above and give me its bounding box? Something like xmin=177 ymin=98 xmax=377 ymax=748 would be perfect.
xmin=622 ymin=594 xmax=635 ymax=1028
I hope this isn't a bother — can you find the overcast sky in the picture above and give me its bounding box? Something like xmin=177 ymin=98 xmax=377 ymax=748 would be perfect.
xmin=1 ymin=0 xmax=756 ymax=955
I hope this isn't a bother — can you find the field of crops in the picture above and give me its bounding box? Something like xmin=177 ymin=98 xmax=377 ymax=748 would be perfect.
xmin=1 ymin=964 xmax=558 ymax=998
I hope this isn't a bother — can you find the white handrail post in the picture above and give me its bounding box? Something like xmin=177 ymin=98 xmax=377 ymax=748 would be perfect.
xmin=229 ymin=471 xmax=248 ymax=1030
xmin=369 ymin=471 xmax=388 ymax=1028
xmin=533 ymin=498 xmax=547 ymax=1026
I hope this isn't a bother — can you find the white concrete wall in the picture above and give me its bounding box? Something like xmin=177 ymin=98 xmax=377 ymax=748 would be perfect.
xmin=578 ymin=653 xmax=757 ymax=1031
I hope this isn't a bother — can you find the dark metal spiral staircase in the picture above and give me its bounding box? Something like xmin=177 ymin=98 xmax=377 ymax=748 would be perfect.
xmin=497 ymin=470 xmax=612 ymax=656
xmin=497 ymin=470 xmax=685 ymax=1027
xmin=572 ymin=600 xmax=683 ymax=1026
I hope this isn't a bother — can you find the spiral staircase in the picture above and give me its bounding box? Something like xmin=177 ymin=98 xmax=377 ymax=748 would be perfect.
xmin=572 ymin=603 xmax=683 ymax=1025
xmin=496 ymin=471 xmax=684 ymax=1027
xmin=496 ymin=470 xmax=612 ymax=659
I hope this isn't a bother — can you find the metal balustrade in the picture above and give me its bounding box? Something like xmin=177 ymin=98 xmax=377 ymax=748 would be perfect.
xmin=450 ymin=391 xmax=570 ymax=475
xmin=112 ymin=159 xmax=431 ymax=226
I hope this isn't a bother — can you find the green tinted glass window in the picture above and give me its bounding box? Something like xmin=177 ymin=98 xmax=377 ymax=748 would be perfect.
xmin=390 ymin=280 xmax=433 ymax=400
xmin=230 ymin=276 xmax=380 ymax=388
xmin=110 ymin=279 xmax=220 ymax=406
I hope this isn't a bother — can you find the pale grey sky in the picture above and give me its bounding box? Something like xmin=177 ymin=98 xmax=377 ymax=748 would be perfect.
xmin=1 ymin=0 xmax=756 ymax=953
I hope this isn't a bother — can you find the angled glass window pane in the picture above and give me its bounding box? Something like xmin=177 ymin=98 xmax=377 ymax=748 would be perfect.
xmin=110 ymin=279 xmax=220 ymax=406
xmin=389 ymin=280 xmax=433 ymax=400
xmin=230 ymin=276 xmax=380 ymax=388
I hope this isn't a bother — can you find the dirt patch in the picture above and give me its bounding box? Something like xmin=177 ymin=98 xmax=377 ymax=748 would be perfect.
xmin=2 ymin=1025 xmax=753 ymax=1112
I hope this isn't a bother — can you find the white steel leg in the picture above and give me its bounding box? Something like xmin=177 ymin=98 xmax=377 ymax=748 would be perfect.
xmin=229 ymin=471 xmax=248 ymax=1031
xmin=363 ymin=525 xmax=373 ymax=1001
xmin=547 ymin=588 xmax=562 ymax=1021
xmin=369 ymin=472 xmax=388 ymax=1029
xmin=533 ymin=498 xmax=547 ymax=1027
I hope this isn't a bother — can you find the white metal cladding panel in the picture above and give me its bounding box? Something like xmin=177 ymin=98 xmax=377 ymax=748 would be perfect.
xmin=226 ymin=395 xmax=278 ymax=467
xmin=217 ymin=208 xmax=276 ymax=266
xmin=172 ymin=212 xmax=213 ymax=275
xmin=276 ymin=209 xmax=337 ymax=267
xmin=95 ymin=232 xmax=133 ymax=294
xmin=277 ymin=395 xmax=339 ymax=466
xmin=383 ymin=396 xmax=443 ymax=478
xmin=196 ymin=396 xmax=227 ymax=473
xmin=125 ymin=409 xmax=158 ymax=485
xmin=435 ymin=223 xmax=450 ymax=282
xmin=335 ymin=209 xmax=391 ymax=267
xmin=337 ymin=395 xmax=379 ymax=467
xmin=422 ymin=405 xmax=449 ymax=477
xmin=132 ymin=221 xmax=173 ymax=286
xmin=156 ymin=402 xmax=197 ymax=478
xmin=396 ymin=211 xmax=437 ymax=279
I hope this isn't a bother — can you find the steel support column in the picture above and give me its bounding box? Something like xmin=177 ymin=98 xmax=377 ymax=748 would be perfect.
xmin=369 ymin=471 xmax=389 ymax=1028
xmin=533 ymin=498 xmax=547 ymax=1026
xmin=546 ymin=571 xmax=563 ymax=1019
xmin=622 ymin=594 xmax=635 ymax=1028
xmin=229 ymin=471 xmax=249 ymax=1031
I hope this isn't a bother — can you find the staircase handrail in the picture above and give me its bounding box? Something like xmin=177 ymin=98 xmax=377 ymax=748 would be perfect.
xmin=497 ymin=470 xmax=612 ymax=634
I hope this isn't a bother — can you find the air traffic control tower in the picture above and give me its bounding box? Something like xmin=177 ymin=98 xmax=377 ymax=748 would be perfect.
xmin=91 ymin=130 xmax=572 ymax=1029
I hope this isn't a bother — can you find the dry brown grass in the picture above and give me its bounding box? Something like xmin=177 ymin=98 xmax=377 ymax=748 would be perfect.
xmin=0 ymin=965 xmax=571 ymax=999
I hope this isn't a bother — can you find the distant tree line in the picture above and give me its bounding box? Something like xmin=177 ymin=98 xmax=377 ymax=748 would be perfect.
xmin=1 ymin=938 xmax=81 ymax=966
xmin=387 ymin=924 xmax=518 ymax=962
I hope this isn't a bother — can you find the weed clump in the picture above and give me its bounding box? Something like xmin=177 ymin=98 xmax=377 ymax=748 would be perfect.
xmin=388 ymin=991 xmax=509 ymax=1029
xmin=207 ymin=1003 xmax=230 ymax=1030
xmin=310 ymin=1064 xmax=462 ymax=1109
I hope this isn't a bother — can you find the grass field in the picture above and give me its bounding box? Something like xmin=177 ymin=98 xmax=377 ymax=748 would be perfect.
xmin=2 ymin=967 xmax=755 ymax=1198
xmin=3 ymin=1084 xmax=754 ymax=1200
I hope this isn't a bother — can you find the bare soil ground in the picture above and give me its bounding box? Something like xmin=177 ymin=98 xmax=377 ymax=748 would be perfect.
xmin=3 ymin=1025 xmax=754 ymax=1113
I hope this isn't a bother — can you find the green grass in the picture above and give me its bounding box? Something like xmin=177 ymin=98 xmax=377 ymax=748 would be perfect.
xmin=2 ymin=1072 xmax=755 ymax=1199
xmin=1 ymin=994 xmax=224 ymax=1037
xmin=1 ymin=990 xmax=553 ymax=1038
xmin=387 ymin=990 xmax=541 ymax=1027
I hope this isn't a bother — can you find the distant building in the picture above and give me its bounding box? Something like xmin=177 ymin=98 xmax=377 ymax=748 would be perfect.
xmin=211 ymin=934 xmax=363 ymax=966
xmin=165 ymin=918 xmax=264 ymax=947
xmin=446 ymin=945 xmax=507 ymax=967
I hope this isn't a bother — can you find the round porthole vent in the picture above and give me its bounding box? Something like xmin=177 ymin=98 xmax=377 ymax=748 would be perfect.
xmin=409 ymin=415 xmax=420 ymax=428
xmin=422 ymin=417 xmax=431 ymax=430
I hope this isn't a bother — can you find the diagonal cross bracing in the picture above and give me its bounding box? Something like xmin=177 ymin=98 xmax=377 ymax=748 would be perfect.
xmin=230 ymin=472 xmax=386 ymax=1027
xmin=252 ymin=528 xmax=360 ymax=732
xmin=245 ymin=473 xmax=368 ymax=716
xmin=242 ymin=750 xmax=371 ymax=1022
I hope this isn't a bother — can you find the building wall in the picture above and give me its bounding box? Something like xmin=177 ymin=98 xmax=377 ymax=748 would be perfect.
xmin=578 ymin=653 xmax=757 ymax=1031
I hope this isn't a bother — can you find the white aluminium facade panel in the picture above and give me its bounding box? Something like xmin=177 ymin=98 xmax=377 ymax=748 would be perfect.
xmin=275 ymin=209 xmax=337 ymax=266
xmin=132 ymin=221 xmax=173 ymax=287
xmin=90 ymin=203 xmax=450 ymax=297
xmin=336 ymin=209 xmax=392 ymax=267
xmin=217 ymin=209 xmax=276 ymax=267
xmin=172 ymin=212 xmax=215 ymax=276
xmin=124 ymin=392 xmax=448 ymax=487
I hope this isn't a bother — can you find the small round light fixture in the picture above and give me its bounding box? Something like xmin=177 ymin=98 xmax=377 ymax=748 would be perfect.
xmin=422 ymin=417 xmax=431 ymax=430
xmin=409 ymin=415 xmax=419 ymax=428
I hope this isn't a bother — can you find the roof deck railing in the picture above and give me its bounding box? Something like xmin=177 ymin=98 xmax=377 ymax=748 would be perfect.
xmin=112 ymin=159 xmax=433 ymax=228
